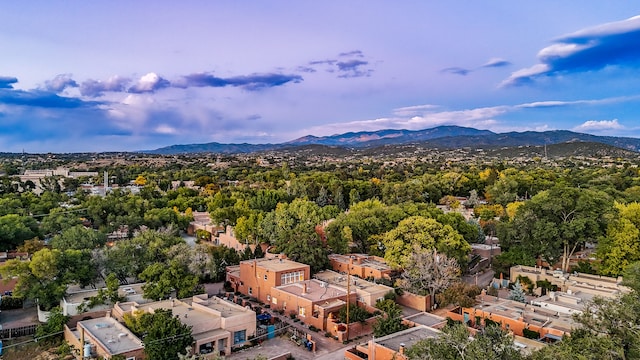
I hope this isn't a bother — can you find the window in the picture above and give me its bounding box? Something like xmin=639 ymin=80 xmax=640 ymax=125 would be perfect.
xmin=126 ymin=357 xmax=136 ymax=360
xmin=233 ymin=330 xmax=246 ymax=345
xmin=248 ymin=287 xmax=253 ymax=295
xmin=272 ymin=297 xmax=277 ymax=304
xmin=266 ymin=295 xmax=271 ymax=302
xmin=280 ymin=271 xmax=305 ymax=285
xmin=299 ymin=306 xmax=306 ymax=317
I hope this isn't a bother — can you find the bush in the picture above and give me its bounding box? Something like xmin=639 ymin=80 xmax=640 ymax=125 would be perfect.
xmin=0 ymin=295 xmax=23 ymax=310
xmin=523 ymin=328 xmax=540 ymax=339
xmin=325 ymin=332 xmax=332 ymax=337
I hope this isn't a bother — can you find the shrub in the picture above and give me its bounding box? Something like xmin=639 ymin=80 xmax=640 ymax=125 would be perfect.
xmin=0 ymin=296 xmax=23 ymax=310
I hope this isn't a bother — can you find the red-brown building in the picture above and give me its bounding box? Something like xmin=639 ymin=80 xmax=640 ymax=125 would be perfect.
xmin=226 ymin=257 xmax=310 ymax=305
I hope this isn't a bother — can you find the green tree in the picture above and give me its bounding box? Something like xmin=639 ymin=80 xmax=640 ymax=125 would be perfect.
xmin=0 ymin=214 xmax=39 ymax=250
xmin=372 ymin=299 xmax=407 ymax=337
xmin=382 ymin=216 xmax=470 ymax=268
xmin=49 ymin=225 xmax=106 ymax=251
xmin=508 ymin=280 xmax=526 ymax=303
xmin=499 ymin=185 xmax=611 ymax=272
xmin=125 ymin=309 xmax=194 ymax=360
xmin=406 ymin=323 xmax=523 ymax=360
xmin=35 ymin=306 xmax=70 ymax=344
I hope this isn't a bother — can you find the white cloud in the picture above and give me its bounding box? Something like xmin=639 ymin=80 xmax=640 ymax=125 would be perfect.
xmin=573 ymin=119 xmax=624 ymax=132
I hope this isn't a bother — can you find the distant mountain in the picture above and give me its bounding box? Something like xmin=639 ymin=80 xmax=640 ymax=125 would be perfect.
xmin=145 ymin=126 xmax=640 ymax=154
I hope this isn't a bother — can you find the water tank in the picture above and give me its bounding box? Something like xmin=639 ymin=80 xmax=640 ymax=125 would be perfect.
xmin=83 ymin=343 xmax=91 ymax=358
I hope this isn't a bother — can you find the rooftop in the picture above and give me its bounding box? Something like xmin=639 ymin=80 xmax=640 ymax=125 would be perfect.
xmin=329 ymin=254 xmax=391 ymax=272
xmin=376 ymin=325 xmax=441 ymax=352
xmin=314 ymin=270 xmax=393 ymax=295
xmin=404 ymin=312 xmax=447 ymax=328
xmin=65 ymin=283 xmax=146 ymax=305
xmin=276 ymin=279 xmax=350 ymax=302
xmin=243 ymin=257 xmax=309 ymax=272
xmin=79 ymin=317 xmax=143 ymax=355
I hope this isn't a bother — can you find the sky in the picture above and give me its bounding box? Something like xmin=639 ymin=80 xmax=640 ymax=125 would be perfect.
xmin=2 ymin=2 xmax=640 ymax=153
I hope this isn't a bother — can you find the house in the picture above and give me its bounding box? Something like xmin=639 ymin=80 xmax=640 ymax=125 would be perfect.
xmin=329 ymin=254 xmax=393 ymax=280
xmin=113 ymin=294 xmax=256 ymax=357
xmin=226 ymin=257 xmax=311 ymax=305
xmin=61 ymin=283 xmax=146 ymax=316
xmin=445 ymin=295 xmax=571 ymax=342
xmin=345 ymin=325 xmax=441 ymax=360
xmin=510 ymin=265 xmax=628 ymax=297
xmin=314 ymin=270 xmax=394 ymax=307
xmin=64 ymin=315 xmax=145 ymax=360
xmin=270 ymin=278 xmax=356 ymax=331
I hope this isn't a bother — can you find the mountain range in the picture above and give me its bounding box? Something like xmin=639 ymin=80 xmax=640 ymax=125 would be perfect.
xmin=146 ymin=126 xmax=640 ymax=154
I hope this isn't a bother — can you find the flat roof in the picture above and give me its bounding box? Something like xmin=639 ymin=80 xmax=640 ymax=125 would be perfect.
xmin=276 ymin=279 xmax=350 ymax=302
xmin=64 ymin=283 xmax=146 ymax=304
xmin=329 ymin=254 xmax=391 ymax=272
xmin=376 ymin=325 xmax=441 ymax=352
xmin=404 ymin=312 xmax=447 ymax=327
xmin=314 ymin=270 xmax=393 ymax=295
xmin=191 ymin=296 xmax=252 ymax=318
xmin=143 ymin=299 xmax=221 ymax=337
xmin=79 ymin=317 xmax=143 ymax=355
xmin=244 ymin=258 xmax=309 ymax=272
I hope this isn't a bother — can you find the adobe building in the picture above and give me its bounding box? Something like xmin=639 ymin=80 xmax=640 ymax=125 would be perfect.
xmin=314 ymin=270 xmax=394 ymax=307
xmin=226 ymin=257 xmax=311 ymax=305
xmin=510 ymin=265 xmax=629 ymax=297
xmin=345 ymin=325 xmax=441 ymax=360
xmin=64 ymin=315 xmax=145 ymax=360
xmin=329 ymin=254 xmax=393 ymax=280
xmin=269 ymin=278 xmax=356 ymax=331
xmin=446 ymin=295 xmax=572 ymax=342
xmin=112 ymin=294 xmax=256 ymax=357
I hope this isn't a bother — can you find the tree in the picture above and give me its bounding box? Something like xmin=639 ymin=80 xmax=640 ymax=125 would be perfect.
xmin=0 ymin=214 xmax=39 ymax=250
xmin=397 ymin=245 xmax=460 ymax=297
xmin=406 ymin=322 xmax=523 ymax=360
xmin=49 ymin=225 xmax=106 ymax=251
xmin=508 ymin=280 xmax=526 ymax=303
xmin=499 ymin=185 xmax=610 ymax=272
xmin=372 ymin=299 xmax=408 ymax=337
xmin=124 ymin=309 xmax=194 ymax=360
xmin=436 ymin=282 xmax=481 ymax=308
xmin=382 ymin=216 xmax=469 ymax=269
xmin=597 ymin=202 xmax=640 ymax=276
xmin=35 ymin=306 xmax=70 ymax=344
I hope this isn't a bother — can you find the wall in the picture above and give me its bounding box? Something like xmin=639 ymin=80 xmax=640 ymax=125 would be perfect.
xmin=396 ymin=292 xmax=431 ymax=312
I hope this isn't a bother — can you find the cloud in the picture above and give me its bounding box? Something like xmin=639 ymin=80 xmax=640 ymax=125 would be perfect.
xmin=441 ymin=67 xmax=471 ymax=76
xmin=175 ymin=72 xmax=302 ymax=91
xmin=339 ymin=50 xmax=364 ymax=57
xmin=0 ymin=88 xmax=101 ymax=108
xmin=0 ymin=76 xmax=18 ymax=89
xmin=393 ymin=104 xmax=440 ymax=116
xmin=482 ymin=58 xmax=511 ymax=68
xmin=128 ymin=72 xmax=171 ymax=93
xmin=336 ymin=59 xmax=372 ymax=78
xmin=296 ymin=66 xmax=317 ymax=73
xmin=80 ymin=76 xmax=131 ymax=97
xmin=502 ymin=15 xmax=640 ymax=86
xmin=308 ymin=59 xmax=337 ymax=66
xmin=44 ymin=74 xmax=78 ymax=92
xmin=572 ymin=119 xmax=624 ymax=132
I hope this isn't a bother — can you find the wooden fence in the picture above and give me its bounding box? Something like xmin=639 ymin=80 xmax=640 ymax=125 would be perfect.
xmin=1 ymin=324 xmax=37 ymax=339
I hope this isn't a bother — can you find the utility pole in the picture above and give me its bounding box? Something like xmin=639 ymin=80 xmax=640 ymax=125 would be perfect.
xmin=346 ymin=255 xmax=355 ymax=341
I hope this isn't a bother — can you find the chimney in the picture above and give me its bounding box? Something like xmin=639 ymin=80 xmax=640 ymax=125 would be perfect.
xmin=399 ymin=343 xmax=406 ymax=355
xmin=302 ymin=283 xmax=307 ymax=294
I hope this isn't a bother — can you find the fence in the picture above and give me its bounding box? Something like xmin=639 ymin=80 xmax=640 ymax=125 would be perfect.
xmin=1 ymin=324 xmax=37 ymax=339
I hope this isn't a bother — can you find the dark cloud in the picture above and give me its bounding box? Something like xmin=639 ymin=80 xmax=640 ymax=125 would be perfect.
xmin=296 ymin=66 xmax=317 ymax=73
xmin=336 ymin=59 xmax=372 ymax=78
xmin=128 ymin=73 xmax=171 ymax=94
xmin=441 ymin=67 xmax=471 ymax=76
xmin=0 ymin=88 xmax=102 ymax=108
xmin=177 ymin=72 xmax=302 ymax=90
xmin=80 ymin=76 xmax=131 ymax=97
xmin=503 ymin=15 xmax=640 ymax=86
xmin=481 ymin=58 xmax=511 ymax=68
xmin=0 ymin=76 xmax=18 ymax=89
xmin=309 ymin=59 xmax=337 ymax=66
xmin=44 ymin=74 xmax=78 ymax=92
xmin=339 ymin=50 xmax=364 ymax=57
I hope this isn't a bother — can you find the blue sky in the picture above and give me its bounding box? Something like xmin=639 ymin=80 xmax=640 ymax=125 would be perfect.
xmin=2 ymin=2 xmax=640 ymax=152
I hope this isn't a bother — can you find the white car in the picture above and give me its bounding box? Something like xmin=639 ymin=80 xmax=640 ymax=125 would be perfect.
xmin=123 ymin=287 xmax=136 ymax=295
